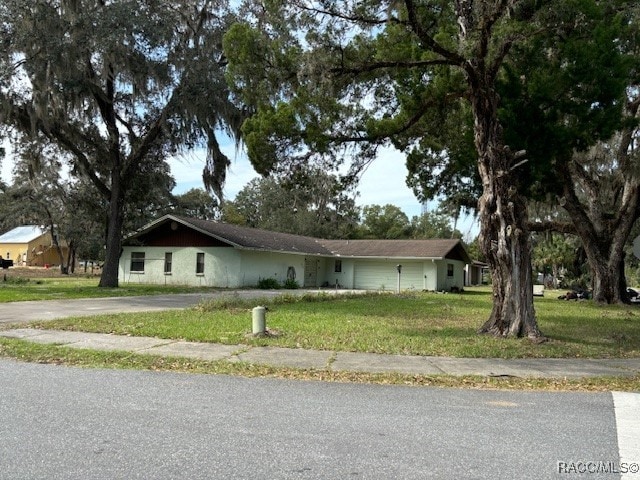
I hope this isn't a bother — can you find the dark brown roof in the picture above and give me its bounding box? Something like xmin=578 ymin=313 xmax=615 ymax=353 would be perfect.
xmin=178 ymin=215 xmax=331 ymax=255
xmin=320 ymin=239 xmax=471 ymax=263
xmin=128 ymin=215 xmax=470 ymax=262
xmin=129 ymin=215 xmax=330 ymax=255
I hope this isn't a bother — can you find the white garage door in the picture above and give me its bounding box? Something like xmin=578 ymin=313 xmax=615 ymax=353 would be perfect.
xmin=354 ymin=261 xmax=423 ymax=291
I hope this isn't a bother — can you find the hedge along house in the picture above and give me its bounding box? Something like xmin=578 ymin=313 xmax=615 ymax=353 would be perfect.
xmin=119 ymin=215 xmax=471 ymax=291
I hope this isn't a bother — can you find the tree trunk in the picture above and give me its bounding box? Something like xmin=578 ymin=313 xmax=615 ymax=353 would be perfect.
xmin=99 ymin=171 xmax=124 ymax=288
xmin=67 ymin=241 xmax=76 ymax=274
xmin=577 ymin=231 xmax=628 ymax=304
xmin=468 ymin=74 xmax=541 ymax=339
xmin=591 ymin=260 xmax=626 ymax=303
xmin=477 ymin=167 xmax=540 ymax=338
xmin=557 ymin=161 xmax=638 ymax=304
xmin=51 ymin=231 xmax=68 ymax=275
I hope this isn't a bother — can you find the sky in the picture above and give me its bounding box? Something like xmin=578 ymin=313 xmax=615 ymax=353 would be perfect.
xmin=2 ymin=137 xmax=479 ymax=239
xmin=168 ymin=140 xmax=479 ymax=239
xmin=2 ymin=137 xmax=423 ymax=217
xmin=169 ymin=141 xmax=426 ymax=215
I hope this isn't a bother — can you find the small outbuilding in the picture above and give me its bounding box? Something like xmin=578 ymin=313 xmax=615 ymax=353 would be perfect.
xmin=119 ymin=215 xmax=472 ymax=291
xmin=465 ymin=260 xmax=488 ymax=286
xmin=0 ymin=225 xmax=68 ymax=267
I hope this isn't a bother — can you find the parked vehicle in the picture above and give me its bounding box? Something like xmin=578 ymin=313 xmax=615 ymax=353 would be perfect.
xmin=0 ymin=259 xmax=13 ymax=269
xmin=558 ymin=289 xmax=591 ymax=301
xmin=627 ymin=288 xmax=640 ymax=303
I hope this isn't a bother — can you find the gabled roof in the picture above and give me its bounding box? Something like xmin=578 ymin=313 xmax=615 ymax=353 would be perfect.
xmin=0 ymin=226 xmax=47 ymax=244
xmin=321 ymin=239 xmax=471 ymax=263
xmin=126 ymin=214 xmax=471 ymax=262
xmin=127 ymin=215 xmax=331 ymax=255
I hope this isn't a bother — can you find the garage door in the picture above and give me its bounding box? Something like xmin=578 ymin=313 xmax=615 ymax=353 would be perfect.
xmin=354 ymin=261 xmax=423 ymax=291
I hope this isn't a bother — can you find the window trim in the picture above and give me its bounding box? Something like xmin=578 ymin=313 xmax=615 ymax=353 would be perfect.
xmin=447 ymin=263 xmax=454 ymax=277
xmin=130 ymin=252 xmax=145 ymax=273
xmin=196 ymin=252 xmax=205 ymax=275
xmin=164 ymin=252 xmax=172 ymax=275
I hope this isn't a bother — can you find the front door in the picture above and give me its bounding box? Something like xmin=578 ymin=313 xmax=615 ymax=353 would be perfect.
xmin=304 ymin=257 xmax=318 ymax=287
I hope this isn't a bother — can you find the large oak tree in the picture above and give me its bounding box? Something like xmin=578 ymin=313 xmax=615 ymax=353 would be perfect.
xmin=0 ymin=0 xmax=245 ymax=287
xmin=407 ymin=3 xmax=638 ymax=304
xmin=226 ymin=0 xmax=630 ymax=338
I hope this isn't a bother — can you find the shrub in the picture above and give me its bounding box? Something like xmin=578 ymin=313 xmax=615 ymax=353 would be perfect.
xmin=2 ymin=276 xmax=30 ymax=285
xmin=257 ymin=277 xmax=281 ymax=289
xmin=282 ymin=278 xmax=299 ymax=289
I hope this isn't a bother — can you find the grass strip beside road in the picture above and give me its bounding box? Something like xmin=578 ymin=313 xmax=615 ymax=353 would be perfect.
xmin=21 ymin=290 xmax=640 ymax=359
xmin=1 ymin=338 xmax=638 ymax=392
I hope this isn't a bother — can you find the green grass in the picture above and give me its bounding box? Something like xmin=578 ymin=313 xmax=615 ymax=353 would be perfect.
xmin=25 ymin=289 xmax=640 ymax=359
xmin=1 ymin=337 xmax=637 ymax=392
xmin=4 ymin=287 xmax=640 ymax=390
xmin=0 ymin=276 xmax=215 ymax=302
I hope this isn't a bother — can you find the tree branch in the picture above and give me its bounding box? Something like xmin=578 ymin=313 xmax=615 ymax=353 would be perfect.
xmin=569 ymin=158 xmax=599 ymax=200
xmin=478 ymin=0 xmax=510 ymax=59
xmin=291 ymin=1 xmax=390 ymax=27
xmin=3 ymin=98 xmax=111 ymax=198
xmin=331 ymin=58 xmax=457 ymax=76
xmin=405 ymin=0 xmax=466 ymax=65
xmin=528 ymin=220 xmax=576 ymax=234
xmin=325 ymin=95 xmax=449 ymax=144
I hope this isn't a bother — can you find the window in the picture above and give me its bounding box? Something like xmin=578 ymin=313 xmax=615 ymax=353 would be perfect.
xmin=447 ymin=263 xmax=454 ymax=277
xmin=6 ymin=252 xmax=9 ymax=259
xmin=130 ymin=252 xmax=145 ymax=273
xmin=196 ymin=252 xmax=205 ymax=274
xmin=334 ymin=260 xmax=342 ymax=273
xmin=164 ymin=252 xmax=172 ymax=274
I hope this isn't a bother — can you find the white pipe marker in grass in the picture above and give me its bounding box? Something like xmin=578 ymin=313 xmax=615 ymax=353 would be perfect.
xmin=252 ymin=306 xmax=266 ymax=335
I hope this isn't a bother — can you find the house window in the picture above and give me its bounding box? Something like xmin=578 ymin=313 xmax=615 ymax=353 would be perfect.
xmin=447 ymin=263 xmax=454 ymax=277
xmin=196 ymin=252 xmax=205 ymax=274
xmin=6 ymin=252 xmax=9 ymax=259
xmin=131 ymin=252 xmax=145 ymax=273
xmin=334 ymin=260 xmax=342 ymax=273
xmin=164 ymin=252 xmax=172 ymax=274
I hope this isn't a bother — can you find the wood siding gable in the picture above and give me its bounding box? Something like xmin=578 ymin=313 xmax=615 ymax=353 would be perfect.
xmin=132 ymin=222 xmax=232 ymax=248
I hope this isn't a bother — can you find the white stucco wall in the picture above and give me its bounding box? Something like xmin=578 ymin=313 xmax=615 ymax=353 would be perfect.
xmin=119 ymin=246 xmax=468 ymax=291
xmin=322 ymin=258 xmax=356 ymax=288
xmin=119 ymin=246 xmax=242 ymax=287
xmin=238 ymin=250 xmax=307 ymax=287
xmin=320 ymin=258 xmax=443 ymax=291
xmin=120 ymin=246 xmax=317 ymax=288
xmin=436 ymin=259 xmax=466 ymax=291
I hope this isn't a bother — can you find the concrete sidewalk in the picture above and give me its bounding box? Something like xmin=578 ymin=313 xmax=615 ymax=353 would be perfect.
xmin=2 ymin=328 xmax=639 ymax=379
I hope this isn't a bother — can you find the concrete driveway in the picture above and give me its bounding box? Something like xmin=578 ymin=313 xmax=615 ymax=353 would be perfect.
xmin=0 ymin=289 xmax=344 ymax=325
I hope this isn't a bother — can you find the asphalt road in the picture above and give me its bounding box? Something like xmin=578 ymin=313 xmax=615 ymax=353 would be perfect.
xmin=0 ymin=359 xmax=632 ymax=480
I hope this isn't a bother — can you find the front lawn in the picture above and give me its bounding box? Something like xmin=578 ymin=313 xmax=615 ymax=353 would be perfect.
xmin=27 ymin=289 xmax=640 ymax=359
xmin=0 ymin=276 xmax=215 ymax=302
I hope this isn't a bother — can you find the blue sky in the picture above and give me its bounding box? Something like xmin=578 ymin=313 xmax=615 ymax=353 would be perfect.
xmin=2 ymin=137 xmax=479 ymax=239
xmin=2 ymin=137 xmax=422 ymax=215
xmin=169 ymin=139 xmax=480 ymax=239
xmin=169 ymin=142 xmax=425 ymax=215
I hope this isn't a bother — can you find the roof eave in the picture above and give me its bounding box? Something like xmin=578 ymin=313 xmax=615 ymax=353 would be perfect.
xmin=235 ymin=246 xmax=325 ymax=256
xmin=125 ymin=214 xmax=244 ymax=249
xmin=331 ymin=255 xmax=445 ymax=261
